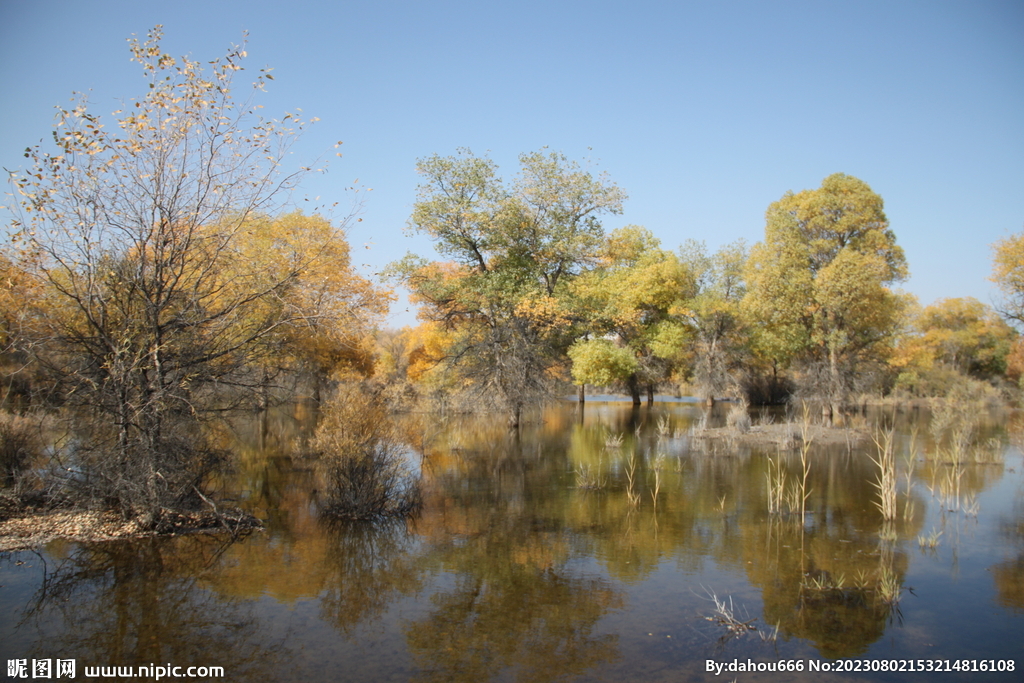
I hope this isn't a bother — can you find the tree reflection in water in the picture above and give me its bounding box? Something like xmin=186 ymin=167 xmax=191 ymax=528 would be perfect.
xmin=406 ymin=429 xmax=623 ymax=683
xmin=5 ymin=402 xmax=1020 ymax=682
xmin=318 ymin=517 xmax=424 ymax=634
xmin=16 ymin=536 xmax=285 ymax=678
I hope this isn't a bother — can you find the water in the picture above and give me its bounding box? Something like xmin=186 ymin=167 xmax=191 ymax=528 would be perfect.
xmin=2 ymin=400 xmax=1022 ymax=681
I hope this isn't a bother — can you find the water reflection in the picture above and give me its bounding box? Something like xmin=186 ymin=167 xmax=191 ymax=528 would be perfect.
xmin=408 ymin=426 xmax=625 ymax=681
xmin=3 ymin=400 xmax=1022 ymax=681
xmin=319 ymin=519 xmax=423 ymax=635
xmin=15 ymin=536 xmax=283 ymax=678
xmin=992 ymin=465 xmax=1024 ymax=614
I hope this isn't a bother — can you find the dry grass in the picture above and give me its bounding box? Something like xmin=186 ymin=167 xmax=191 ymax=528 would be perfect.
xmin=575 ymin=464 xmax=605 ymax=490
xmin=765 ymin=451 xmax=786 ymax=515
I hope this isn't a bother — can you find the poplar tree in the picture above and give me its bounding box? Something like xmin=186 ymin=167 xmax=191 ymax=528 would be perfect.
xmin=393 ymin=149 xmax=625 ymax=427
xmin=743 ymin=174 xmax=907 ymax=418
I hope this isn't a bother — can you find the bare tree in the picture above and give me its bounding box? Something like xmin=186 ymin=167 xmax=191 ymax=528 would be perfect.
xmin=7 ymin=28 xmax=346 ymax=527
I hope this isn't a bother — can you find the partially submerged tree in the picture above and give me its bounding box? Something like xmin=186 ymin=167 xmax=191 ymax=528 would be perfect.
xmin=6 ymin=28 xmax=376 ymax=526
xmin=743 ymin=174 xmax=907 ymax=418
xmin=312 ymin=383 xmax=421 ymax=520
xmin=392 ymin=149 xmax=625 ymax=427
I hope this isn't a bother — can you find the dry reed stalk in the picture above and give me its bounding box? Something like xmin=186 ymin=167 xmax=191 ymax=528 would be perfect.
xmin=870 ymin=427 xmax=898 ymax=520
xmin=765 ymin=451 xmax=786 ymax=515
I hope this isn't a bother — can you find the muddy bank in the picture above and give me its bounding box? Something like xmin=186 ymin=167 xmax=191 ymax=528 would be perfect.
xmin=0 ymin=508 xmax=263 ymax=552
xmin=692 ymin=422 xmax=869 ymax=447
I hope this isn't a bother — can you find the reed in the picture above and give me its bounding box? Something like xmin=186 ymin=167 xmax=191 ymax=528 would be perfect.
xmin=702 ymin=590 xmax=757 ymax=637
xmin=650 ymin=453 xmax=665 ymax=507
xmin=876 ymin=567 xmax=902 ymax=607
xmin=765 ymin=451 xmax=786 ymax=515
xmin=797 ymin=436 xmax=812 ymax=519
xmin=625 ymin=453 xmax=641 ymax=507
xmin=917 ymin=527 xmax=942 ymax=549
xmin=575 ymin=464 xmax=605 ymax=490
xmin=869 ymin=426 xmax=898 ymax=520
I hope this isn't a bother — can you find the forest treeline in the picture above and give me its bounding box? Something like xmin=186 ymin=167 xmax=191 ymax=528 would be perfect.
xmin=2 ymin=29 xmax=1023 ymax=526
xmin=383 ymin=150 xmax=1024 ymax=427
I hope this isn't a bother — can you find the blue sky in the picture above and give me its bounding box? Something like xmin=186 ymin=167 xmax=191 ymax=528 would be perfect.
xmin=2 ymin=0 xmax=1022 ymax=328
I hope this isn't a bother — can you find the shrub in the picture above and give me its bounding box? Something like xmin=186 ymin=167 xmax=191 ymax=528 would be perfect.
xmin=312 ymin=385 xmax=421 ymax=520
xmin=0 ymin=411 xmax=39 ymax=489
xmin=726 ymin=403 xmax=751 ymax=434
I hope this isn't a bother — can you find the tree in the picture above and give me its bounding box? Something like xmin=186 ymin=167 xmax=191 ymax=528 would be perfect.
xmin=567 ymin=338 xmax=639 ymax=389
xmin=568 ymin=226 xmax=693 ymax=404
xmin=678 ymin=239 xmax=748 ymax=405
xmin=391 ymin=149 xmax=625 ymax=427
xmin=6 ymin=28 xmax=372 ymax=526
xmin=894 ymin=298 xmax=1017 ymax=393
xmin=992 ymin=231 xmax=1024 ymax=326
xmin=743 ymin=174 xmax=907 ymax=418
xmin=236 ymin=211 xmax=391 ymax=403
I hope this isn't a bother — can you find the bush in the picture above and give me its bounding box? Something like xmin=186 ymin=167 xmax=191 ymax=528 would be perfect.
xmin=0 ymin=411 xmax=40 ymax=489
xmin=726 ymin=403 xmax=751 ymax=434
xmin=312 ymin=385 xmax=421 ymax=520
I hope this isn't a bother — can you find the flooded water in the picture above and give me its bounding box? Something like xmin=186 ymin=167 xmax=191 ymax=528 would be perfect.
xmin=2 ymin=400 xmax=1022 ymax=681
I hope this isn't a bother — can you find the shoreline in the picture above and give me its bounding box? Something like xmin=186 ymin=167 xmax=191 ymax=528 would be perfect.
xmin=0 ymin=508 xmax=263 ymax=552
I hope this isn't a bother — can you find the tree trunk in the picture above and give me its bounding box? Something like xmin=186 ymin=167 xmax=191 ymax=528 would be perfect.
xmin=627 ymin=374 xmax=641 ymax=406
xmin=646 ymin=384 xmax=654 ymax=405
xmin=508 ymin=403 xmax=522 ymax=430
xmin=826 ymin=344 xmax=839 ymax=426
xmin=578 ymin=384 xmax=585 ymax=403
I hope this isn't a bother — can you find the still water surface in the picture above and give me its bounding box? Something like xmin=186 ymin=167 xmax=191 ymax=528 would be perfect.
xmin=2 ymin=400 xmax=1022 ymax=681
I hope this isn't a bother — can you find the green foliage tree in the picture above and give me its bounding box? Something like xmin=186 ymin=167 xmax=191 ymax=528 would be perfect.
xmin=6 ymin=28 xmax=375 ymax=526
xmin=567 ymin=338 xmax=639 ymax=389
xmin=392 ymin=149 xmax=625 ymax=427
xmin=743 ymin=174 xmax=907 ymax=417
xmin=569 ymin=226 xmax=693 ymax=404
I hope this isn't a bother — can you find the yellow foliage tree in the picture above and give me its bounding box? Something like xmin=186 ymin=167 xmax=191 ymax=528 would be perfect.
xmin=894 ymin=297 xmax=1017 ymax=394
xmin=236 ymin=211 xmax=391 ymax=402
xmin=992 ymin=231 xmax=1024 ymax=326
xmin=743 ymin=174 xmax=908 ymax=416
xmin=569 ymin=226 xmax=693 ymax=403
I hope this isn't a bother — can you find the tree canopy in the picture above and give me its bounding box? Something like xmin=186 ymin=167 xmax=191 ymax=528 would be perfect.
xmin=391 ymin=149 xmax=625 ymax=426
xmin=743 ymin=173 xmax=907 ymax=416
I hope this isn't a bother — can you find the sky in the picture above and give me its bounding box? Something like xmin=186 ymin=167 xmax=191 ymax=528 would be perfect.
xmin=2 ymin=0 xmax=1022 ymax=328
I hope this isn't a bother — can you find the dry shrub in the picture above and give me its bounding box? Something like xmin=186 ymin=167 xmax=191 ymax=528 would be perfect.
xmin=312 ymin=385 xmax=421 ymax=520
xmin=0 ymin=411 xmax=40 ymax=489
xmin=726 ymin=403 xmax=751 ymax=434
